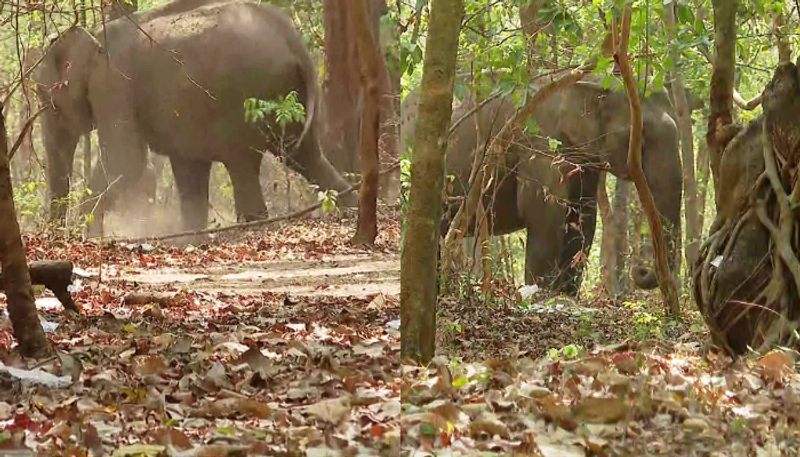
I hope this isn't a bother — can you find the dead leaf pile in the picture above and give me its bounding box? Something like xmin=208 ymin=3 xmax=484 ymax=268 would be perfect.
xmin=0 ymin=214 xmax=400 ymax=456
xmin=402 ymin=341 xmax=800 ymax=455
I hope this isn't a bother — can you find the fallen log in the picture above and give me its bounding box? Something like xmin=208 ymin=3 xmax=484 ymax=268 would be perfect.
xmin=0 ymin=261 xmax=77 ymax=312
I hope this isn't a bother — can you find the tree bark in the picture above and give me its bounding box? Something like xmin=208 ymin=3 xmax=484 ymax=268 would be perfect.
xmin=696 ymin=140 xmax=710 ymax=233
xmin=664 ymin=2 xmax=700 ymax=268
xmin=322 ymin=0 xmax=362 ymax=173
xmin=0 ymin=104 xmax=51 ymax=358
xmin=773 ymin=10 xmax=791 ymax=64
xmin=599 ymin=173 xmax=630 ymax=298
xmin=707 ymin=0 xmax=737 ymax=197
xmin=83 ymin=135 xmax=92 ymax=185
xmin=377 ymin=0 xmax=402 ymax=201
xmin=519 ymin=0 xmax=545 ymax=75
xmin=349 ymin=0 xmax=382 ymax=245
xmin=614 ymin=5 xmax=679 ymax=315
xmin=400 ymin=0 xmax=464 ymax=364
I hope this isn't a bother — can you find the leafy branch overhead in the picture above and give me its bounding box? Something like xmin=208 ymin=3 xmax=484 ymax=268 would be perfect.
xmin=243 ymin=91 xmax=306 ymax=127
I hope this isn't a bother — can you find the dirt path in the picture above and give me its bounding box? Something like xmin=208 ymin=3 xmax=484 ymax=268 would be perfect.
xmin=89 ymin=253 xmax=400 ymax=298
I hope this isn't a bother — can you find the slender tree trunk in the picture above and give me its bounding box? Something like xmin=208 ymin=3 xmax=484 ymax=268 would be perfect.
xmin=322 ymin=0 xmax=362 ymax=173
xmin=400 ymin=0 xmax=464 ymax=363
xmin=696 ymin=140 xmax=710 ymax=233
xmin=519 ymin=0 xmax=545 ymax=75
xmin=707 ymin=0 xmax=737 ymax=198
xmin=377 ymin=0 xmax=402 ymax=201
xmin=599 ymin=173 xmax=630 ymax=297
xmin=83 ymin=135 xmax=92 ymax=185
xmin=614 ymin=5 xmax=679 ymax=315
xmin=349 ymin=0 xmax=382 ymax=245
xmin=664 ymin=3 xmax=700 ymax=269
xmin=0 ymin=105 xmax=50 ymax=358
xmin=598 ymin=172 xmax=615 ymax=296
xmin=773 ymin=10 xmax=791 ymax=64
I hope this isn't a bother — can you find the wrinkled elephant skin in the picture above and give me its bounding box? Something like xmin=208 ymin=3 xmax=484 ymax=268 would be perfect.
xmin=35 ymin=0 xmax=354 ymax=233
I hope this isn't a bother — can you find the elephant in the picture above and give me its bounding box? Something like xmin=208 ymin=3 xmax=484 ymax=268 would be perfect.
xmin=34 ymin=0 xmax=354 ymax=233
xmin=402 ymin=80 xmax=682 ymax=295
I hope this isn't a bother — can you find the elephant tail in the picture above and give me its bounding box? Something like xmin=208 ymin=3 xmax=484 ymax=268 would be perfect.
xmin=294 ymin=51 xmax=319 ymax=150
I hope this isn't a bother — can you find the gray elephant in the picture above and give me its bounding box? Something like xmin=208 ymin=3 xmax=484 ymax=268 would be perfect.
xmin=402 ymin=80 xmax=682 ymax=295
xmin=35 ymin=0 xmax=354 ymax=233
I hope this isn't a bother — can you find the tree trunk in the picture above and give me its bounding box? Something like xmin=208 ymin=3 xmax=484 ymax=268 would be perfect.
xmin=519 ymin=0 xmax=545 ymax=75
xmin=707 ymin=0 xmax=737 ymax=198
xmin=322 ymin=0 xmax=361 ymax=173
xmin=664 ymin=2 xmax=700 ymax=269
xmin=0 ymin=104 xmax=51 ymax=358
xmin=773 ymin=10 xmax=791 ymax=64
xmin=614 ymin=5 xmax=679 ymax=315
xmin=83 ymin=135 xmax=92 ymax=185
xmin=349 ymin=0 xmax=382 ymax=245
xmin=599 ymin=173 xmax=630 ymax=298
xmin=374 ymin=0 xmax=401 ymax=201
xmin=400 ymin=0 xmax=464 ymax=364
xmin=696 ymin=140 xmax=711 ymax=233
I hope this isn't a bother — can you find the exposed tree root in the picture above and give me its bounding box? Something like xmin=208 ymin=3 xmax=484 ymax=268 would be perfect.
xmin=694 ymin=66 xmax=800 ymax=354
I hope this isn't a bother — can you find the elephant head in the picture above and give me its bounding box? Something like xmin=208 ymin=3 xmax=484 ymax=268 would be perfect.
xmin=539 ymin=81 xmax=683 ymax=290
xmin=34 ymin=27 xmax=100 ymax=223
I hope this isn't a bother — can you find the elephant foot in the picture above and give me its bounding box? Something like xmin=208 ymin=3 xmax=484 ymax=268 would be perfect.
xmin=631 ymin=266 xmax=659 ymax=290
xmin=336 ymin=190 xmax=359 ymax=209
xmin=238 ymin=210 xmax=270 ymax=224
xmin=84 ymin=215 xmax=104 ymax=239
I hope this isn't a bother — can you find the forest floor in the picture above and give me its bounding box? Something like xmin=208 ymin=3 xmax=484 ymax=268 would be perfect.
xmin=402 ymin=281 xmax=800 ymax=456
xmin=0 ymin=208 xmax=400 ymax=456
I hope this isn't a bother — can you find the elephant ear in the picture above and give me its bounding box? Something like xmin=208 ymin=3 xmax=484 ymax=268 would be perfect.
xmin=35 ymin=27 xmax=98 ymax=120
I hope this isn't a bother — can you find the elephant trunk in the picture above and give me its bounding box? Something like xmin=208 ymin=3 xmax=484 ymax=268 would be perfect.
xmin=632 ymin=264 xmax=659 ymax=289
xmin=631 ymin=120 xmax=683 ymax=290
xmin=630 ymin=218 xmax=681 ymax=290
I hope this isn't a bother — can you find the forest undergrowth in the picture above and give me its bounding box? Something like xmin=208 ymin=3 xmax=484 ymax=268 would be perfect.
xmin=401 ymin=277 xmax=799 ymax=456
xmin=0 ymin=209 xmax=400 ymax=456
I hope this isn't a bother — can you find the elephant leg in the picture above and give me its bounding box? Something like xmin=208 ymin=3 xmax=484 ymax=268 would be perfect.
xmin=523 ymin=228 xmax=562 ymax=286
xmin=225 ymin=156 xmax=268 ymax=222
xmin=170 ymin=157 xmax=211 ymax=231
xmin=517 ymin=153 xmax=566 ymax=287
xmin=462 ymin=236 xmax=483 ymax=277
xmin=41 ymin=117 xmax=79 ymax=224
xmin=552 ymin=169 xmax=600 ymax=296
xmin=89 ymin=119 xmax=147 ymax=236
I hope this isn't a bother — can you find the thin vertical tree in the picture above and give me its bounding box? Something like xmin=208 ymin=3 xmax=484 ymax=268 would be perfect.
xmin=706 ymin=0 xmax=737 ymax=194
xmin=400 ymin=0 xmax=465 ymax=363
xmin=614 ymin=3 xmax=680 ymax=315
xmin=0 ymin=104 xmax=51 ymax=358
xmin=664 ymin=1 xmax=700 ymax=268
xmin=350 ymin=0 xmax=382 ymax=245
xmin=322 ymin=0 xmax=361 ymax=173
